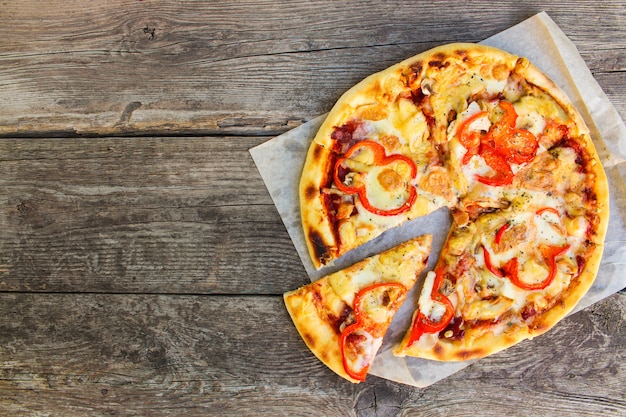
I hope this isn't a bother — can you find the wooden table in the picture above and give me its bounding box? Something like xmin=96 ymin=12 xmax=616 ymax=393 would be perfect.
xmin=1 ymin=1 xmax=624 ymax=416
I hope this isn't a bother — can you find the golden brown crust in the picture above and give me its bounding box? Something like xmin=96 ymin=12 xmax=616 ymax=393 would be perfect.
xmin=397 ymin=321 xmax=533 ymax=361
xmin=299 ymin=142 xmax=337 ymax=268
xmin=284 ymin=277 xmax=358 ymax=382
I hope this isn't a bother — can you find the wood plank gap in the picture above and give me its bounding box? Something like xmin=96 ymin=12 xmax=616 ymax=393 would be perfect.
xmin=0 ymin=290 xmax=285 ymax=297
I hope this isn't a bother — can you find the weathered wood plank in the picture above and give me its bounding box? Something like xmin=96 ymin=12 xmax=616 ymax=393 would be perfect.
xmin=0 ymin=292 xmax=624 ymax=416
xmin=0 ymin=136 xmax=308 ymax=294
xmin=0 ymin=0 xmax=623 ymax=136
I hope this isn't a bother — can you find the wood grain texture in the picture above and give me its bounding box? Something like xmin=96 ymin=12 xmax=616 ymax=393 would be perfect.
xmin=0 ymin=0 xmax=624 ymax=136
xmin=0 ymin=136 xmax=308 ymax=294
xmin=0 ymin=292 xmax=624 ymax=417
xmin=1 ymin=1 xmax=625 ymax=415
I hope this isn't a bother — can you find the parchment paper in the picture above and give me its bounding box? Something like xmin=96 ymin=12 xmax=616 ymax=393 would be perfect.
xmin=250 ymin=12 xmax=626 ymax=387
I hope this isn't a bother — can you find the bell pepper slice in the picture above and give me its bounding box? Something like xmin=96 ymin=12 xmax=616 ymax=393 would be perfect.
xmin=476 ymin=172 xmax=514 ymax=186
xmin=494 ymin=100 xmax=518 ymax=128
xmin=502 ymin=244 xmax=571 ymax=291
xmin=536 ymin=207 xmax=560 ymax=217
xmin=483 ymin=245 xmax=504 ymax=278
xmin=406 ymin=267 xmax=455 ymax=347
xmin=495 ymin=222 xmax=510 ymax=245
xmin=352 ymin=282 xmax=407 ymax=329
xmin=333 ymin=140 xmax=417 ymax=216
xmin=339 ymin=282 xmax=407 ymax=381
xmin=339 ymin=322 xmax=373 ymax=381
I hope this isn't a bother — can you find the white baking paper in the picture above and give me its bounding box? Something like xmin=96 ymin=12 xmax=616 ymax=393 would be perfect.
xmin=250 ymin=12 xmax=626 ymax=387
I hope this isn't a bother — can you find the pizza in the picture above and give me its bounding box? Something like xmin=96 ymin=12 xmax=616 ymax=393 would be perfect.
xmin=284 ymin=235 xmax=431 ymax=382
xmin=294 ymin=43 xmax=609 ymax=370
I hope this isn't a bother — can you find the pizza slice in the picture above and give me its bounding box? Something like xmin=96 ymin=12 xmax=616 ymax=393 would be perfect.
xmin=395 ymin=189 xmax=606 ymax=360
xmin=299 ymin=60 xmax=455 ymax=269
xmin=284 ymin=235 xmax=432 ymax=382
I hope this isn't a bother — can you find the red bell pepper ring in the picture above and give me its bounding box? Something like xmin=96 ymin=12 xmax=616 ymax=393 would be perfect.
xmin=339 ymin=282 xmax=407 ymax=381
xmin=352 ymin=282 xmax=407 ymax=328
xmin=502 ymin=244 xmax=570 ymax=291
xmin=406 ymin=267 xmax=455 ymax=347
xmin=339 ymin=322 xmax=372 ymax=381
xmin=333 ymin=140 xmax=417 ymax=216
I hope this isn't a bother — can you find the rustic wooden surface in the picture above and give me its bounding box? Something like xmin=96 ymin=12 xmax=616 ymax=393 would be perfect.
xmin=0 ymin=1 xmax=624 ymax=416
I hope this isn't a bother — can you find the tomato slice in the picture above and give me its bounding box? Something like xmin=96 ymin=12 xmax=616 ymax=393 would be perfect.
xmin=476 ymin=144 xmax=514 ymax=186
xmin=495 ymin=128 xmax=538 ymax=164
xmin=471 ymin=100 xmax=537 ymax=185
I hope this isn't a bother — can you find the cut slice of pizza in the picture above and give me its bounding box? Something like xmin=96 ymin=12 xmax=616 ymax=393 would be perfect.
xmin=284 ymin=235 xmax=432 ymax=382
xmin=395 ymin=189 xmax=607 ymax=361
xmin=299 ymin=55 xmax=459 ymax=269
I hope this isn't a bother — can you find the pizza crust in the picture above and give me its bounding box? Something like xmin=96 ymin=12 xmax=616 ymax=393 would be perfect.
xmin=284 ymin=277 xmax=359 ymax=382
xmin=300 ymin=142 xmax=338 ymax=267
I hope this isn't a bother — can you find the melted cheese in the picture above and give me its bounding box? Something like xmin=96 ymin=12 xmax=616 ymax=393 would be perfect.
xmin=362 ymin=164 xmax=413 ymax=211
xmin=345 ymin=328 xmax=383 ymax=375
xmin=367 ymin=99 xmax=430 ymax=152
xmin=353 ymin=198 xmax=406 ymax=230
xmin=514 ymin=105 xmax=546 ymax=137
xmin=515 ymin=94 xmax=570 ymax=124
xmin=499 ymin=278 xmax=531 ymax=312
xmin=534 ymin=211 xmax=568 ymax=246
xmin=328 ymin=240 xmax=427 ymax=306
xmin=392 ymin=98 xmax=430 ymax=147
xmin=329 ymin=266 xmax=380 ymax=306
